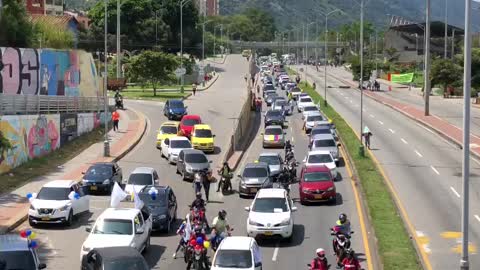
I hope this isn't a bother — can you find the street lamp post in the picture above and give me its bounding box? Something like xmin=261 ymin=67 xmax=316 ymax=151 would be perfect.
xmin=104 ymin=0 xmax=110 ymax=157
xmin=116 ymin=0 xmax=121 ymax=78
xmin=180 ymin=0 xmax=192 ymax=89
xmin=425 ymin=0 xmax=431 ymax=116
xmin=444 ymin=0 xmax=448 ymax=59
xmin=305 ymin=22 xmax=314 ymax=84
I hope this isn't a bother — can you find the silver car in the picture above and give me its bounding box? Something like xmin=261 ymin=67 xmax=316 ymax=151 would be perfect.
xmin=238 ymin=162 xmax=273 ymax=196
xmin=262 ymin=125 xmax=286 ymax=148
xmin=310 ymin=133 xmax=340 ymax=162
xmin=303 ymin=111 xmax=329 ymax=133
xmin=176 ymin=149 xmax=212 ymax=180
xmin=258 ymin=152 xmax=283 ymax=178
xmin=273 ymin=99 xmax=294 ymax=116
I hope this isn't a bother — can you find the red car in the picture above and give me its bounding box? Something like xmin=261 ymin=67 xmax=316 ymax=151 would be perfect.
xmin=299 ymin=165 xmax=336 ymax=204
xmin=179 ymin=115 xmax=202 ymax=138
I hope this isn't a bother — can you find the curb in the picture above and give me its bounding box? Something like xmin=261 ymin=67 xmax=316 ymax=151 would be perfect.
xmin=1 ymin=108 xmax=148 ymax=234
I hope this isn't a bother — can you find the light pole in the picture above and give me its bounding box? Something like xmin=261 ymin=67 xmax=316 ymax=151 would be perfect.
xmin=425 ymin=0 xmax=431 ymax=116
xmin=180 ymin=0 xmax=192 ymax=88
xmin=444 ymin=0 xmax=448 ymax=59
xmin=154 ymin=10 xmax=160 ymax=47
xmin=116 ymin=0 xmax=121 ymax=78
xmin=461 ymin=2 xmax=472 ymax=269
xmin=104 ymin=0 xmax=110 ymax=157
xmin=305 ymin=22 xmax=315 ymax=84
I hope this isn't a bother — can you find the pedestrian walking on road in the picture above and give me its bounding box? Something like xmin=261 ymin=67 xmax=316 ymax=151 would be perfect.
xmin=112 ymin=110 xmax=120 ymax=131
xmin=362 ymin=126 xmax=372 ymax=149
xmin=192 ymin=83 xmax=197 ymax=96
xmin=202 ymin=172 xmax=212 ymax=202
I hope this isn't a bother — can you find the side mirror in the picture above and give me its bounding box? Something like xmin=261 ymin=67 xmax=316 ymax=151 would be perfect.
xmin=291 ymin=206 xmax=298 ymax=212
xmin=209 ymin=160 xmax=213 ymax=163
xmin=136 ymin=228 xmax=144 ymax=234
xmin=303 ymin=157 xmax=307 ymax=163
xmin=85 ymin=227 xmax=92 ymax=233
xmin=337 ymin=143 xmax=341 ymax=147
xmin=38 ymin=263 xmax=47 ymax=269
xmin=213 ymin=134 xmax=216 ymax=137
xmin=237 ymin=174 xmax=242 ymax=178
xmin=244 ymin=207 xmax=250 ymax=212
xmin=81 ymin=171 xmax=86 ymax=175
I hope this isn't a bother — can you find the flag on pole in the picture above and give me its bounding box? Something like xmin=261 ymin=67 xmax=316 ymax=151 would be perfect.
xmin=133 ymin=186 xmax=144 ymax=210
xmin=110 ymin=182 xmax=128 ymax=208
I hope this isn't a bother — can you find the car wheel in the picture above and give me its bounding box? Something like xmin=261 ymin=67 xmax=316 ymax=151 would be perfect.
xmin=176 ymin=167 xmax=180 ymax=174
xmin=66 ymin=210 xmax=74 ymax=227
xmin=166 ymin=218 xmax=171 ymax=233
xmin=28 ymin=218 xmax=35 ymax=227
xmin=285 ymin=232 xmax=293 ymax=243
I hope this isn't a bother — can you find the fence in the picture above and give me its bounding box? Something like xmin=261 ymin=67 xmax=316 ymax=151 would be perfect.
xmin=0 ymin=94 xmax=107 ymax=115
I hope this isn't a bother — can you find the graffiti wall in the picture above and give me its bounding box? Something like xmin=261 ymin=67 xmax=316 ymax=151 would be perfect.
xmin=0 ymin=114 xmax=60 ymax=173
xmin=60 ymin=113 xmax=78 ymax=145
xmin=77 ymin=113 xmax=95 ymax=136
xmin=0 ymin=48 xmax=99 ymax=97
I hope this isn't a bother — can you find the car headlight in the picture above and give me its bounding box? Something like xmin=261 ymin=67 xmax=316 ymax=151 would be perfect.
xmin=130 ymin=243 xmax=136 ymax=248
xmin=249 ymin=219 xmax=262 ymax=226
xmin=103 ymin=179 xmax=110 ymax=185
xmin=327 ymin=187 xmax=335 ymax=192
xmin=159 ymin=214 xmax=167 ymax=219
xmin=186 ymin=166 xmax=193 ymax=172
xmin=278 ymin=219 xmax=291 ymax=226
xmin=59 ymin=203 xmax=71 ymax=212
xmin=30 ymin=204 xmax=36 ymax=210
xmin=240 ymin=181 xmax=247 ymax=188
xmin=82 ymin=245 xmax=90 ymax=252
xmin=302 ymin=188 xmax=311 ymax=193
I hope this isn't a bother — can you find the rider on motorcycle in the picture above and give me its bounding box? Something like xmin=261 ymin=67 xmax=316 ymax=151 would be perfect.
xmin=173 ymin=220 xmax=190 ymax=259
xmin=210 ymin=210 xmax=231 ymax=249
xmin=285 ymin=140 xmax=293 ymax=153
xmin=310 ymin=248 xmax=329 ymax=270
xmin=336 ymin=213 xmax=351 ymax=237
xmin=341 ymin=249 xmax=361 ymax=270
xmin=217 ymin=162 xmax=233 ymax=192
xmin=191 ymin=192 xmax=206 ymax=210
xmin=186 ymin=225 xmax=209 ymax=270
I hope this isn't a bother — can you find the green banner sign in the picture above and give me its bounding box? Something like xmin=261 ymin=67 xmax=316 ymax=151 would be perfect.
xmin=391 ymin=73 xmax=414 ymax=83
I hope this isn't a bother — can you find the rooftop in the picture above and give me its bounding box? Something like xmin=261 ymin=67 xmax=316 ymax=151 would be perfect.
xmin=131 ymin=167 xmax=156 ymax=174
xmin=218 ymin=236 xmax=254 ymax=250
xmin=44 ymin=180 xmax=75 ymax=188
xmin=0 ymin=235 xmax=29 ymax=252
xmin=389 ymin=21 xmax=464 ymax=37
xmin=29 ymin=14 xmax=78 ymax=29
xmin=100 ymin=208 xmax=140 ymax=220
xmin=256 ymin=188 xmax=287 ymax=198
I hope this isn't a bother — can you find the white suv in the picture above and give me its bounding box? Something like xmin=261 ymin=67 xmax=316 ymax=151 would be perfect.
xmin=80 ymin=208 xmax=152 ymax=260
xmin=303 ymin=150 xmax=338 ymax=179
xmin=211 ymin=236 xmax=263 ymax=270
xmin=245 ymin=188 xmax=297 ymax=240
xmin=124 ymin=167 xmax=159 ymax=198
xmin=161 ymin=136 xmax=192 ymax=164
xmin=28 ymin=180 xmax=90 ymax=227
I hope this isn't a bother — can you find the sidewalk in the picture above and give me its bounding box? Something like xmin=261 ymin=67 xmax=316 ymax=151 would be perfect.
xmin=314 ymin=66 xmax=480 ymax=159
xmin=0 ymin=108 xmax=147 ymax=233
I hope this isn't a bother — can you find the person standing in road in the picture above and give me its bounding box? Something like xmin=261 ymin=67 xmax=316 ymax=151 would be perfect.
xmin=112 ymin=110 xmax=120 ymax=132
xmin=362 ymin=126 xmax=372 ymax=149
xmin=202 ymin=171 xmax=212 ymax=202
xmin=192 ymin=83 xmax=197 ymax=96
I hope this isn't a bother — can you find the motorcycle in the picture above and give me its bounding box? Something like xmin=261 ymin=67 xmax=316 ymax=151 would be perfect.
xmin=115 ymin=95 xmax=124 ymax=109
xmin=211 ymin=228 xmax=234 ymax=251
xmin=331 ymin=227 xmax=354 ymax=267
xmin=217 ymin=171 xmax=233 ymax=194
xmin=307 ymin=263 xmax=331 ymax=270
xmin=192 ymin=244 xmax=206 ymax=270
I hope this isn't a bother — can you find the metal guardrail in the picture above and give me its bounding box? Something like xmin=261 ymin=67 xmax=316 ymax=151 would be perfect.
xmin=0 ymin=94 xmax=107 ymax=115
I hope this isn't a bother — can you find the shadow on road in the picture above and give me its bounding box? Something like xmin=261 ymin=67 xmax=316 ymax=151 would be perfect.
xmin=145 ymin=244 xmax=166 ymax=268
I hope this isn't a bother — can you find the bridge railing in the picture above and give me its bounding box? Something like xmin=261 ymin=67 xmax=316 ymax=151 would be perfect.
xmin=0 ymin=94 xmax=107 ymax=115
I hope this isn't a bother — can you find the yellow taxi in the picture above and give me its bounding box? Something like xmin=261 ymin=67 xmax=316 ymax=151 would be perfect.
xmin=156 ymin=121 xmax=180 ymax=149
xmin=191 ymin=124 xmax=215 ymax=153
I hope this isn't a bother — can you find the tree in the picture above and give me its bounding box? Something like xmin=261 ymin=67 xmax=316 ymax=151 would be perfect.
xmin=384 ymin=47 xmax=399 ymax=62
xmin=431 ymin=58 xmax=462 ymax=93
xmin=349 ymin=55 xmax=374 ymax=82
xmin=0 ymin=0 xmax=35 ymax=47
xmin=126 ymin=51 xmax=179 ymax=96
xmin=31 ymin=20 xmax=75 ymax=49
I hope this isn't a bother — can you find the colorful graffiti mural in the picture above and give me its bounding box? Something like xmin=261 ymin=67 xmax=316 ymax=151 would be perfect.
xmin=0 ymin=114 xmax=60 ymax=173
xmin=0 ymin=48 xmax=99 ymax=97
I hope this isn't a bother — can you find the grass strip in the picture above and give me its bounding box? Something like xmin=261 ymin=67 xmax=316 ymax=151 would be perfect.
xmin=0 ymin=128 xmax=106 ymax=194
xmin=290 ymin=68 xmax=421 ymax=270
xmin=116 ymin=90 xmax=189 ymax=101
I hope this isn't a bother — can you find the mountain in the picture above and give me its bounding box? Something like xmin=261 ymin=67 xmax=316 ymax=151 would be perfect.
xmin=220 ymin=0 xmax=479 ymax=31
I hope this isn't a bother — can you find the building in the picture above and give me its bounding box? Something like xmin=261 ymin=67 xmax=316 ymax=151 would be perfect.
xmin=30 ymin=14 xmax=79 ymax=46
xmin=206 ymin=0 xmax=219 ymax=16
xmin=64 ymin=10 xmax=91 ymax=30
xmin=25 ymin=0 xmax=64 ymax=16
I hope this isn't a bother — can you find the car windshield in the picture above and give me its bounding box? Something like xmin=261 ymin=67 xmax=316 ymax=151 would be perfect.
xmin=93 ymin=219 xmax=133 ymax=235
xmin=307 ymin=115 xmax=325 ymax=122
xmin=104 ymin=259 xmax=148 ymax=270
xmin=0 ymin=250 xmax=36 ymax=270
xmin=37 ymin=187 xmax=70 ymax=200
xmin=312 ymin=129 xmax=331 ymax=136
xmin=308 ymin=154 xmax=333 ymax=164
xmin=300 ymin=97 xmax=313 ymax=103
xmin=185 ymin=153 xmax=208 ymax=163
xmin=128 ymin=173 xmax=152 ymax=185
xmin=265 ymin=128 xmax=282 ymax=135
xmin=264 ymin=85 xmax=275 ymax=90
xmin=267 ymin=94 xmax=278 ymax=99
xmin=304 ymin=172 xmax=332 ymax=182
xmin=275 ymin=100 xmax=287 ymax=107
xmin=259 ymin=155 xmax=281 ymax=165
xmin=252 ymin=197 xmax=288 ymax=213
xmin=214 ymin=250 xmax=253 ymax=268
xmin=314 ymin=139 xmax=336 ymax=147
xmin=266 ymin=111 xmax=282 ymax=117
xmin=304 ymin=106 xmax=318 ymax=112
xmin=170 ymin=101 xmax=184 ymax=108
xmin=84 ymin=165 xmax=113 ymax=180
xmin=194 ymin=129 xmax=213 ymax=138
xmin=161 ymin=126 xmax=177 ymax=134
xmin=170 ymin=140 xmax=191 ymax=149
xmin=182 ymin=118 xmax=200 ymax=126
xmin=291 ymin=88 xmax=301 ymax=93
xmin=243 ymin=167 xmax=268 ymax=178
xmin=139 ymin=192 xmax=167 ymax=207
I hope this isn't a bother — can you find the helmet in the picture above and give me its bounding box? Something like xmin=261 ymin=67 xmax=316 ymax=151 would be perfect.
xmin=315 ymin=248 xmax=325 ymax=258
xmin=339 ymin=213 xmax=347 ymax=224
xmin=218 ymin=210 xmax=227 ymax=220
xmin=194 ymin=224 xmax=202 ymax=235
xmin=346 ymin=248 xmax=354 ymax=257
xmin=196 ymin=192 xmax=202 ymax=199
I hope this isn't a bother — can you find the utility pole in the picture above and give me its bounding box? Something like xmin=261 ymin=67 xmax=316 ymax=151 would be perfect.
xmin=444 ymin=0 xmax=448 ymax=59
xmin=375 ymin=30 xmax=378 ymax=76
xmin=104 ymin=0 xmax=110 ymax=157
xmin=460 ymin=0 xmax=472 ymax=269
xmin=452 ymin=29 xmax=456 ymax=59
xmin=306 ymin=22 xmax=314 ymax=83
xmin=425 ymin=0 xmax=431 ymax=116
xmin=320 ymin=9 xmax=341 ymax=106
xmin=315 ymin=22 xmax=319 ymax=65
xmin=116 ymin=0 xmax=121 ymax=78
xmin=155 ymin=11 xmax=158 ymax=47
xmin=180 ymin=0 xmax=192 ymax=88
xmin=360 ymin=0 xmax=365 ymax=147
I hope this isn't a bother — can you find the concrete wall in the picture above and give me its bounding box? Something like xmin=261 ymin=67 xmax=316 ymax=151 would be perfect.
xmin=0 ymin=47 xmax=99 ymax=97
xmin=0 ymin=112 xmax=104 ymax=174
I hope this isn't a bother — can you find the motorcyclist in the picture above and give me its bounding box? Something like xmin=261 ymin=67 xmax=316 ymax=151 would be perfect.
xmin=173 ymin=219 xmax=190 ymax=259
xmin=341 ymin=249 xmax=361 ymax=270
xmin=186 ymin=225 xmax=209 ymax=270
xmin=217 ymin=162 xmax=233 ymax=192
xmin=210 ymin=210 xmax=231 ymax=250
xmin=114 ymin=90 xmax=122 ymax=99
xmin=309 ymin=248 xmax=329 ymax=270
xmin=285 ymin=140 xmax=293 ymax=153
xmin=190 ymin=192 xmax=206 ymax=211
xmin=336 ymin=213 xmax=351 ymax=237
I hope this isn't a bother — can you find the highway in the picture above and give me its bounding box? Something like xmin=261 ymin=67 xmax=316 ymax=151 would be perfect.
xmin=297 ymin=65 xmax=480 ymax=270
xmin=16 ymin=55 xmax=370 ymax=270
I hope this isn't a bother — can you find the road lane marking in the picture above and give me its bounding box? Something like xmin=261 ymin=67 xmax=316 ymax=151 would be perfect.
xmin=369 ymin=114 xmax=375 ymax=118
xmin=416 ymin=231 xmax=432 ymax=254
xmin=388 ymin=128 xmax=395 ymax=134
xmin=415 ymin=150 xmax=423 ymax=157
xmin=401 ymin=138 xmax=408 ymax=144
xmin=475 ymin=215 xmax=480 ymax=223
xmin=378 ymin=120 xmax=384 ymax=125
xmin=450 ymin=186 xmax=461 ymax=198
xmin=431 ymin=166 xmax=440 ymax=175
xmin=272 ymin=243 xmax=280 ymax=261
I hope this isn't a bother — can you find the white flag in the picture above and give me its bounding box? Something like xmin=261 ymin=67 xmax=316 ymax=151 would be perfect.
xmin=133 ymin=186 xmax=144 ymax=210
xmin=110 ymin=182 xmax=128 ymax=208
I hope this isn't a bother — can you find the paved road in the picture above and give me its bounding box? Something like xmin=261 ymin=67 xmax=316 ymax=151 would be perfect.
xmin=297 ymin=65 xmax=480 ymax=270
xmin=17 ymin=54 xmax=370 ymax=270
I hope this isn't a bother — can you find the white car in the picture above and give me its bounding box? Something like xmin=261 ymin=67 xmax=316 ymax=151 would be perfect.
xmin=80 ymin=208 xmax=152 ymax=260
xmin=28 ymin=180 xmax=90 ymax=227
xmin=245 ymin=188 xmax=297 ymax=240
xmin=161 ymin=136 xmax=192 ymax=164
xmin=303 ymin=150 xmax=338 ymax=179
xmin=301 ymin=105 xmax=321 ymax=119
xmin=297 ymin=96 xmax=315 ymax=112
xmin=303 ymin=111 xmax=330 ymax=133
xmin=0 ymin=234 xmax=46 ymax=269
xmin=211 ymin=236 xmax=263 ymax=270
xmin=124 ymin=167 xmax=159 ymax=198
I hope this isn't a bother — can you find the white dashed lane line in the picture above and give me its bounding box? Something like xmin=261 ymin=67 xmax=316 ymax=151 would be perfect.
xmin=369 ymin=114 xmax=375 ymax=118
xmin=431 ymin=165 xmax=440 ymax=175
xmin=475 ymin=215 xmax=480 ymax=223
xmin=401 ymin=138 xmax=408 ymax=144
xmin=450 ymin=186 xmax=461 ymax=198
xmin=415 ymin=150 xmax=423 ymax=157
xmin=388 ymin=128 xmax=395 ymax=134
xmin=272 ymin=243 xmax=280 ymax=261
xmin=378 ymin=121 xmax=384 ymax=125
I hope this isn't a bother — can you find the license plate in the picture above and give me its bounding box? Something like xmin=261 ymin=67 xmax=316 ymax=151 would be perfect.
xmin=250 ymin=188 xmax=257 ymax=193
xmin=41 ymin=217 xmax=50 ymax=221
xmin=90 ymin=186 xmax=97 ymax=191
xmin=314 ymin=194 xmax=323 ymax=199
xmin=264 ymin=231 xmax=273 ymax=236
